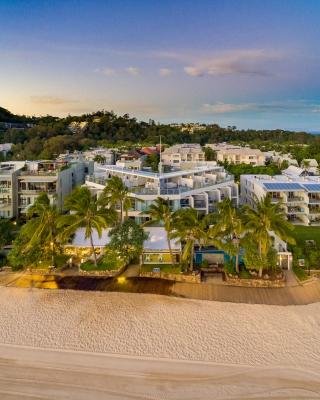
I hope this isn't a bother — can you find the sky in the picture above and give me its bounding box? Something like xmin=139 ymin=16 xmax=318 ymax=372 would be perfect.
xmin=1 ymin=0 xmax=320 ymax=130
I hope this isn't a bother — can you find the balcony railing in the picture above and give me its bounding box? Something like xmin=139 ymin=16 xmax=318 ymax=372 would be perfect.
xmin=0 ymin=201 xmax=11 ymax=208
xmin=19 ymin=170 xmax=59 ymax=176
xmin=286 ymin=197 xmax=305 ymax=202
xmin=19 ymin=188 xmax=56 ymax=194
xmin=309 ymin=208 xmax=320 ymax=215
xmin=309 ymin=198 xmax=320 ymax=204
xmin=0 ymin=188 xmax=11 ymax=193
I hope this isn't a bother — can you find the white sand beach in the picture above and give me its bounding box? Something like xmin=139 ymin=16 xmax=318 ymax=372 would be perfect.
xmin=0 ymin=286 xmax=320 ymax=399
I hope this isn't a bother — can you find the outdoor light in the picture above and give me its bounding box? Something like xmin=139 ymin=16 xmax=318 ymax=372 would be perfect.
xmin=117 ymin=277 xmax=126 ymax=284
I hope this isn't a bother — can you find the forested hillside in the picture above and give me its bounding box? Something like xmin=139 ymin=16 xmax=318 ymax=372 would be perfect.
xmin=1 ymin=108 xmax=320 ymax=161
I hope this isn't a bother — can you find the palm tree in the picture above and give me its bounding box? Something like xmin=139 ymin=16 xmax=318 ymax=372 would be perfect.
xmin=100 ymin=176 xmax=131 ymax=222
xmin=213 ymin=198 xmax=244 ymax=273
xmin=24 ymin=193 xmax=60 ymax=268
xmin=144 ymin=197 xmax=176 ymax=265
xmin=243 ymin=195 xmax=295 ymax=277
xmin=302 ymin=159 xmax=311 ymax=175
xmin=171 ymin=208 xmax=206 ymax=272
xmin=58 ymin=187 xmax=116 ymax=267
xmin=93 ymin=155 xmax=106 ymax=164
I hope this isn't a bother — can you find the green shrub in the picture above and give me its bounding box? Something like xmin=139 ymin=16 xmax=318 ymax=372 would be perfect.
xmin=293 ymin=265 xmax=309 ymax=281
xmin=239 ymin=269 xmax=251 ymax=279
xmin=224 ymin=261 xmax=236 ymax=275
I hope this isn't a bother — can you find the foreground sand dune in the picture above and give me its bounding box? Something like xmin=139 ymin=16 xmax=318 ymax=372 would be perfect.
xmin=0 ymin=287 xmax=319 ymax=399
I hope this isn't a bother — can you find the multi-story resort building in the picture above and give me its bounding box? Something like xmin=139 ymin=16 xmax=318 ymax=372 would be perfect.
xmin=0 ymin=159 xmax=93 ymax=218
xmin=241 ymin=174 xmax=320 ymax=225
xmin=207 ymin=143 xmax=265 ymax=166
xmin=0 ymin=162 xmax=24 ymax=218
xmin=161 ymin=144 xmax=205 ymax=167
xmin=85 ymin=163 xmax=238 ymax=223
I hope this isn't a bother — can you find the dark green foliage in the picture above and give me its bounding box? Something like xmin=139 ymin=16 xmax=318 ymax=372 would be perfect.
xmin=108 ymin=219 xmax=148 ymax=263
xmin=2 ymin=107 xmax=320 ymax=161
xmin=144 ymin=153 xmax=160 ymax=172
xmin=0 ymin=219 xmax=15 ymax=248
xmin=204 ymin=146 xmax=216 ymax=161
xmin=223 ymin=162 xmax=281 ymax=182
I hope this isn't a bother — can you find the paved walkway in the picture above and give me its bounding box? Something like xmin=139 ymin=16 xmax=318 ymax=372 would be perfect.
xmin=3 ymin=271 xmax=320 ymax=305
xmin=171 ymin=278 xmax=320 ymax=305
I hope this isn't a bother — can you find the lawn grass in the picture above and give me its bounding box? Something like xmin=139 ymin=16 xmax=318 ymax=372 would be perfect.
xmin=292 ymin=264 xmax=309 ymax=281
xmin=81 ymin=258 xmax=123 ymax=272
xmin=291 ymin=226 xmax=320 ymax=248
xmin=141 ymin=264 xmax=182 ymax=274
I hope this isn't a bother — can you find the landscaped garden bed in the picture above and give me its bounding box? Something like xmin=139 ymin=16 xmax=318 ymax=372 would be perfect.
xmin=80 ymin=251 xmax=126 ymax=276
xmin=140 ymin=264 xmax=201 ymax=283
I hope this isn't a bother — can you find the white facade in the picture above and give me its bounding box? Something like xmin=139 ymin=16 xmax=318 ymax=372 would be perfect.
xmin=83 ymin=148 xmax=115 ymax=164
xmin=0 ymin=160 xmax=93 ymax=218
xmin=85 ymin=164 xmax=238 ymax=223
xmin=240 ymin=174 xmax=320 ymax=225
xmin=207 ymin=143 xmax=265 ymax=166
xmin=264 ymin=151 xmax=299 ymax=167
xmin=161 ymin=144 xmax=205 ymax=167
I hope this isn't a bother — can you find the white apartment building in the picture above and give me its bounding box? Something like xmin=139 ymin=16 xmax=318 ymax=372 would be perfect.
xmin=83 ymin=148 xmax=115 ymax=164
xmin=85 ymin=164 xmax=238 ymax=223
xmin=263 ymin=151 xmax=299 ymax=167
xmin=207 ymin=143 xmax=265 ymax=166
xmin=240 ymin=174 xmax=320 ymax=225
xmin=161 ymin=144 xmax=205 ymax=167
xmin=0 ymin=162 xmax=24 ymax=218
xmin=0 ymin=160 xmax=93 ymax=218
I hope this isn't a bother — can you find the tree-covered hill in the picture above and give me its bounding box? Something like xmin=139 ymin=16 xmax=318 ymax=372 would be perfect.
xmin=0 ymin=106 xmax=33 ymax=123
xmin=1 ymin=107 xmax=320 ymax=161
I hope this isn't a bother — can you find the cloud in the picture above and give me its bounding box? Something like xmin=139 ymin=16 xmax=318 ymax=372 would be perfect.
xmin=183 ymin=49 xmax=283 ymax=77
xmin=202 ymin=100 xmax=320 ymax=114
xmin=202 ymin=102 xmax=256 ymax=113
xmin=30 ymin=96 xmax=79 ymax=105
xmin=159 ymin=68 xmax=171 ymax=77
xmin=125 ymin=66 xmax=140 ymax=76
xmin=184 ymin=66 xmax=203 ymax=77
xmin=101 ymin=67 xmax=116 ymax=76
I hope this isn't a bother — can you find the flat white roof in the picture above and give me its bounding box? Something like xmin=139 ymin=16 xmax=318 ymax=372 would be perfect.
xmin=70 ymin=226 xmax=181 ymax=251
xmin=242 ymin=174 xmax=320 ymax=192
xmin=101 ymin=164 xmax=223 ymax=180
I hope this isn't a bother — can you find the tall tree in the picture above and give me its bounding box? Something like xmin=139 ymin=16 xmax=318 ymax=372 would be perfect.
xmin=171 ymin=208 xmax=206 ymax=272
xmin=211 ymin=198 xmax=244 ymax=273
xmin=108 ymin=219 xmax=148 ymax=264
xmin=0 ymin=218 xmax=15 ymax=250
xmin=243 ymin=195 xmax=295 ymax=277
xmin=23 ymin=193 xmax=61 ymax=267
xmin=100 ymin=176 xmax=131 ymax=222
xmin=58 ymin=187 xmax=116 ymax=267
xmin=144 ymin=197 xmax=176 ymax=265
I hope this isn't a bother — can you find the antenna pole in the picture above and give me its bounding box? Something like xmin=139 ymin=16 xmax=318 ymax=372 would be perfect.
xmin=159 ymin=135 xmax=163 ymax=175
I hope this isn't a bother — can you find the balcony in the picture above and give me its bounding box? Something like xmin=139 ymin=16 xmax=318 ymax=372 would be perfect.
xmin=0 ymin=200 xmax=11 ymax=209
xmin=194 ymin=201 xmax=207 ymax=209
xmin=285 ymin=196 xmax=305 ymax=203
xmin=309 ymin=198 xmax=320 ymax=204
xmin=309 ymin=208 xmax=320 ymax=215
xmin=271 ymin=197 xmax=283 ymax=203
xmin=0 ymin=187 xmax=11 ymax=193
xmin=19 ymin=170 xmax=58 ymax=176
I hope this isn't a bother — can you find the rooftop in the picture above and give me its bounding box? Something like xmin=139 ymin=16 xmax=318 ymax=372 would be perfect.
xmin=100 ymin=164 xmax=227 ymax=180
xmin=243 ymin=174 xmax=320 ymax=192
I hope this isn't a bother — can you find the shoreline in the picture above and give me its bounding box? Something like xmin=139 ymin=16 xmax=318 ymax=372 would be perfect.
xmin=0 ymin=287 xmax=320 ymax=399
xmin=1 ymin=343 xmax=319 ymax=400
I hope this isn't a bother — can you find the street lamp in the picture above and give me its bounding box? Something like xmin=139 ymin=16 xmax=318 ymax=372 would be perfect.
xmin=50 ymin=241 xmax=54 ymax=269
xmin=232 ymin=236 xmax=240 ymax=273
